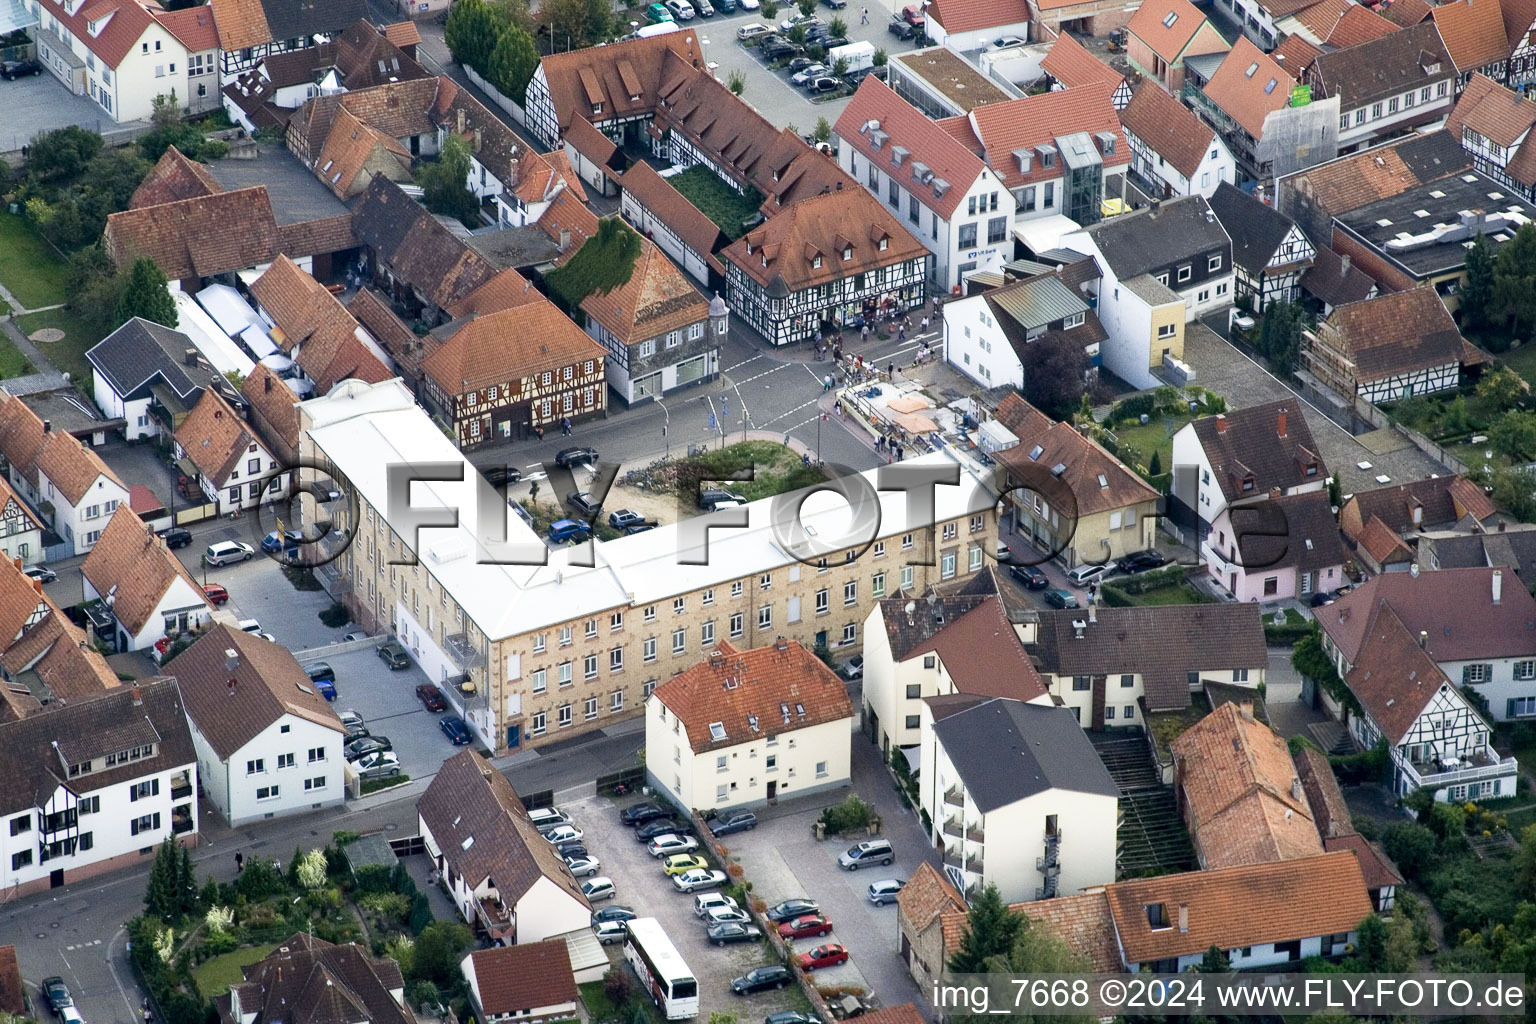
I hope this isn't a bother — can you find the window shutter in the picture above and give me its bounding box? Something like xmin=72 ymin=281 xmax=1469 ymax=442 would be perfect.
xmin=152 ymin=779 xmax=160 ymax=796
xmin=1463 ymin=666 xmax=1473 ymax=684
xmin=130 ymin=786 xmax=138 ymax=802
xmin=1509 ymin=699 xmax=1518 ymax=718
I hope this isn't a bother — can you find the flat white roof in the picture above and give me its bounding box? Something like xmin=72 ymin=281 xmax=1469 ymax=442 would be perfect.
xmin=171 ymin=290 xmax=255 ymax=378
xmin=1013 ymin=214 xmax=1082 ymax=256
xmin=304 ymin=382 xmax=998 ymax=641
xmin=196 ymin=284 xmax=278 ymax=360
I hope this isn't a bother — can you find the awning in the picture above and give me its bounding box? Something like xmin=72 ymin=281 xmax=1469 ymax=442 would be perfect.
xmin=887 ymin=394 xmax=932 ymax=414
xmin=1012 ymin=214 xmax=1082 ymax=256
xmin=260 ymin=353 xmax=296 ymax=372
xmin=895 ymin=411 xmax=938 ymax=433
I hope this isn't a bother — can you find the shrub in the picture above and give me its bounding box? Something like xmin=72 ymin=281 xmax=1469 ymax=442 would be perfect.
xmin=296 ymin=848 xmax=328 ymax=890
xmin=406 ymin=981 xmax=442 ymax=1014
xmin=820 ymin=793 xmax=873 ymax=833
xmin=319 ymin=602 xmax=351 ymax=628
xmin=385 ymin=934 xmax=416 ymax=977
xmin=204 ymin=905 xmax=234 ymax=934
xmin=603 ymin=965 xmax=633 ymax=1009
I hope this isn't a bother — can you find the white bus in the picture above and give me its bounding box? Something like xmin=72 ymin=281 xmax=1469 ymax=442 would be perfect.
xmin=624 ymin=917 xmax=700 ymax=1019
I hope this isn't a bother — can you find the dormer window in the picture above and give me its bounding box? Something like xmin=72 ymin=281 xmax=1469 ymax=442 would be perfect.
xmin=1063 ymin=311 xmax=1085 ymax=329
xmin=878 ymin=236 xmax=889 ymax=251
xmin=1305 ymin=462 xmax=1317 ymax=477
xmin=1146 ymin=903 xmax=1170 ymax=929
xmin=812 ymin=255 xmax=822 ymax=269
xmin=1037 ymin=144 xmax=1056 ymax=169
xmin=591 ymin=102 xmax=603 ymax=114
xmin=1014 ymin=148 xmax=1032 ymax=173
xmin=842 ymin=246 xmax=852 ymax=260
xmin=1241 ymin=476 xmax=1255 ymax=492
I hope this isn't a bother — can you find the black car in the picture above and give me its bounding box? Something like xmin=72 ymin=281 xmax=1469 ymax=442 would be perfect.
xmin=620 ymin=801 xmax=666 ymax=825
xmin=304 ymin=662 xmax=336 ymax=684
xmin=844 ymin=65 xmax=888 ymax=85
xmin=786 ymin=55 xmax=817 ymax=72
xmin=709 ymin=921 xmax=764 ymax=945
xmin=732 ymin=965 xmax=792 ymax=995
xmin=887 ymin=14 xmax=915 ymax=36
xmin=636 ymin=818 xmax=689 ymax=842
xmin=717 ymin=0 xmax=738 ymax=11
xmin=593 ymin=904 xmax=638 ymax=923
xmin=0 ymin=59 xmax=42 ymax=79
xmin=440 ymin=716 xmax=473 ymax=745
xmin=1116 ymin=549 xmax=1170 ymax=574
xmin=556 ymin=841 xmax=589 ymax=860
xmin=345 ymin=735 xmax=392 ymax=760
xmin=761 ymin=38 xmax=804 ymax=59
xmin=697 ymin=487 xmax=747 ymax=510
xmin=765 ymin=897 xmax=819 ymax=921
xmin=482 ymin=465 xmax=523 ymax=487
xmin=1009 ymin=564 xmax=1050 ymax=590
xmin=766 ymin=1014 xmax=820 ymax=1024
xmin=709 ymin=809 xmax=758 ymax=836
xmin=159 ymin=527 xmax=194 ymax=549
xmin=554 ymin=446 xmax=598 ymax=467
xmin=42 ymin=977 xmax=72 ymax=1014
xmin=566 ymin=491 xmax=603 ymax=516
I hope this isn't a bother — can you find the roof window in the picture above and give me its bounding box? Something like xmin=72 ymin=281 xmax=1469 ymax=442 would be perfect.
xmin=1244 ymin=61 xmax=1259 ymax=77
xmin=1162 ymin=10 xmax=1178 ymax=26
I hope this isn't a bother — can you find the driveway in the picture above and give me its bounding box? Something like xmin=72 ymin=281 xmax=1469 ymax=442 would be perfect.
xmin=0 ymin=72 xmax=146 ymax=156
xmin=560 ymin=792 xmax=818 ymax=1020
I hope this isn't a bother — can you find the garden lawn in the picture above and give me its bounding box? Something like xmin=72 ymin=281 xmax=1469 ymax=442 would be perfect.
xmin=15 ymin=306 xmax=105 ymax=383
xmin=579 ymin=982 xmax=661 ymax=1024
xmin=0 ymin=335 xmax=32 ymax=379
xmin=191 ymin=944 xmax=277 ymax=997
xmin=1500 ymin=343 xmax=1536 ymax=391
xmin=1108 ymin=415 xmax=1190 ymax=474
xmin=0 ymin=216 xmax=68 ymax=310
xmin=668 ymin=166 xmax=763 ymax=240
xmin=1117 ymin=583 xmax=1209 ymax=606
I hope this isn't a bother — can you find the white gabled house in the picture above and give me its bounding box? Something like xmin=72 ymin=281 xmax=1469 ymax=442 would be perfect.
xmin=1119 ymin=82 xmax=1237 ymax=200
xmin=173 ymin=389 xmax=288 ymax=516
xmin=81 ymin=505 xmax=213 ymax=653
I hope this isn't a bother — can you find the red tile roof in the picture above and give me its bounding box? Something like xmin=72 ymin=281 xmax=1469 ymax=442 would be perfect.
xmin=951 ymin=82 xmax=1128 ymax=189
xmin=616 ymin=162 xmax=727 ymax=272
xmin=1356 ymin=513 xmax=1414 ymax=566
xmin=209 ymin=0 xmax=272 ymax=51
xmin=835 ymin=76 xmax=990 ymax=221
xmin=902 ymin=596 xmax=1049 ymax=701
xmin=1433 ymin=0 xmax=1510 ymax=72
xmin=652 ymin=639 xmax=853 ymax=754
xmin=1324 ymin=832 xmax=1404 ymax=890
xmin=1382 ymin=0 xmax=1432 ymax=26
xmin=1504 ymin=0 xmax=1536 ymax=49
xmin=1325 ymin=287 xmax=1486 ymax=383
xmin=928 ymin=0 xmax=1031 ymax=33
xmin=538 ymin=31 xmax=704 ymax=137
xmin=1342 ymin=602 xmax=1454 ymax=743
xmin=581 ymin=239 xmax=709 ymax=347
xmin=1326 ymin=4 xmax=1399 ymax=46
xmin=467 ymin=942 xmax=578 ymax=1015
xmin=37 ymin=0 xmax=161 ymax=68
xmin=105 ymin=187 xmax=280 ymax=281
xmin=722 ymin=188 xmax=928 ymax=292
xmin=422 ymin=300 xmax=606 ymax=397
xmin=1120 ymin=81 xmax=1217 ymax=179
xmin=153 ymin=4 xmax=220 ymax=51
xmin=1447 ymin=72 xmax=1536 ymax=150
xmin=130 ymin=145 xmax=224 ymax=210
xmin=1202 ymin=37 xmax=1295 ymax=138
xmin=1128 ymin=0 xmax=1224 ymax=63
xmin=1271 ymin=33 xmax=1324 ymax=73
xmin=175 ymin=389 xmax=265 ymax=484
xmin=897 ymin=862 xmax=967 ymax=937
xmin=1041 ymin=32 xmax=1130 ymax=92
xmin=1106 ymin=852 xmax=1371 ymax=964
xmin=1318 ymin=566 xmax=1536 ymax=665
xmin=383 ymin=20 xmax=420 ymax=47
xmin=81 ymin=505 xmax=211 ymax=635
xmin=993 ymin=393 xmax=1159 ymax=517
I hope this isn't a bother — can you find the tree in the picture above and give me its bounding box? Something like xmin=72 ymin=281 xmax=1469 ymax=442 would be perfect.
xmin=137 ymin=95 xmax=208 ymax=163
xmin=954 ymin=917 xmax=1093 ymax=1024
xmin=1461 ymin=232 xmax=1495 ymax=334
xmin=1148 ymin=449 xmax=1162 ymax=476
xmin=1476 ymin=367 xmax=1527 ymax=417
xmin=419 ymin=134 xmax=481 ymax=228
xmin=27 ymin=125 xmax=103 ymax=183
xmin=582 ymin=0 xmax=615 ymax=45
xmin=797 ymin=0 xmax=815 ymax=15
xmin=1484 ymin=467 xmax=1536 ymax=522
xmin=947 ymin=883 xmax=1023 ymax=973
xmin=544 ymin=0 xmax=590 ymax=49
xmin=728 ymin=69 xmax=748 ymax=94
xmin=1328 ymin=473 xmax=1342 ymax=510
xmin=828 ymin=14 xmax=847 ymax=35
xmin=812 ymin=116 xmax=832 ymax=143
xmin=603 ymin=965 xmax=633 ymax=1009
xmin=761 ymin=0 xmax=779 ymax=17
xmin=144 ymin=838 xmax=178 ymax=919
xmin=1493 ymin=222 xmax=1536 ymax=340
xmin=872 ymin=46 xmax=888 ymax=65
xmin=485 ymin=24 xmax=541 ymax=104
xmin=788 ymin=22 xmax=808 ymax=44
xmin=410 ymin=920 xmax=473 ymax=986
xmin=830 ymin=57 xmax=850 ymax=77
xmin=1490 ymin=410 xmax=1536 ymax=461
xmin=1257 ymin=299 xmax=1305 ymax=373
xmin=1197 ymin=945 xmax=1231 ymax=972
xmin=1021 ymin=332 xmax=1090 ymax=420
xmin=1518 ymin=824 xmax=1536 ymax=899
xmin=1380 ymin=821 xmax=1438 ymax=879
xmin=113 ymin=258 xmax=178 ymax=330
xmin=445 ymin=0 xmax=502 ymax=70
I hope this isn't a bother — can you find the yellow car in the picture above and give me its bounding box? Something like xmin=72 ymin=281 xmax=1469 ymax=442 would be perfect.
xmin=662 ymin=854 xmax=710 ymax=876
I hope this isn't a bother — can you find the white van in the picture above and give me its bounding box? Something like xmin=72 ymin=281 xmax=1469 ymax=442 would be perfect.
xmin=838 ymin=838 xmax=894 ymax=870
xmin=205 ymin=540 xmax=255 ymax=566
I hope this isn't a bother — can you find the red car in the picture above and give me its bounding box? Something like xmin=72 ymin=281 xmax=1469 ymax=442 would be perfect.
xmin=900 ymin=4 xmax=925 ymax=24
xmin=415 ymin=684 xmax=448 ymax=712
xmin=778 ymin=913 xmax=832 ymax=939
xmin=797 ymin=943 xmax=848 ymax=971
xmin=202 ymin=583 xmax=229 ymax=605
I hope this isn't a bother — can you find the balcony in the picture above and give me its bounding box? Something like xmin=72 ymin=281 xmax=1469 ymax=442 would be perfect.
xmin=942 ymin=844 xmax=964 ymax=869
xmin=476 ymin=895 xmax=515 ymax=940
xmin=1401 ymin=745 xmax=1518 ymax=792
xmin=172 ymin=808 xmax=195 ymax=835
xmin=443 ymin=631 xmax=487 ymax=673
xmin=966 ymin=823 xmax=985 ymax=844
xmin=1036 ymin=855 xmax=1060 ymax=875
xmin=964 ymin=853 xmax=984 ymax=874
xmin=944 ymin=786 xmax=965 ymax=808
xmin=170 ymin=772 xmax=193 ymax=801
xmin=942 ymin=816 xmax=964 ymax=839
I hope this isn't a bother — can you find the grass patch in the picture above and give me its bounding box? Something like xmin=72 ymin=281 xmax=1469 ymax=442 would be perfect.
xmin=15 ymin=306 xmax=106 ymax=383
xmin=1146 ymin=699 xmax=1210 ymax=762
xmin=1499 ymin=342 xmax=1536 ymax=391
xmin=360 ymin=773 xmax=411 ymax=795
xmin=0 ymin=216 xmax=68 ymax=310
xmin=1108 ymin=415 xmax=1190 ymax=475
xmin=190 ymin=944 xmax=277 ymax=997
xmin=669 ymin=165 xmax=764 ymax=240
xmin=1263 ymin=606 xmax=1311 ymax=644
xmin=0 ymin=335 xmax=32 ymax=379
xmin=580 ymin=981 xmax=662 ymax=1024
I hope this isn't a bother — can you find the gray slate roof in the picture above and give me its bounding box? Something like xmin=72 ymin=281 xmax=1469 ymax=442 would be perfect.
xmin=258 ymin=0 xmax=367 ymax=46
xmin=86 ymin=318 xmax=215 ymax=404
xmin=1206 ymin=181 xmax=1300 ymax=276
xmin=931 ymin=698 xmax=1118 ymax=812
xmin=1083 ymin=194 xmax=1230 ymax=279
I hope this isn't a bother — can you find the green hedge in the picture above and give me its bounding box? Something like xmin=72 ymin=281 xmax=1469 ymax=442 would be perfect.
xmin=1106 ymin=564 xmax=1187 ymax=595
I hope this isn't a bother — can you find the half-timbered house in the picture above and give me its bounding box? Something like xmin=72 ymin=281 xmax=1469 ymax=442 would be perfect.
xmin=1302 ymin=287 xmax=1487 ymax=404
xmin=1206 ymin=183 xmax=1314 ymax=312
xmin=721 ymin=190 xmax=929 ymax=347
xmin=1446 ymin=73 xmax=1536 ymax=203
xmin=1505 ymin=0 xmax=1536 ymax=88
xmin=1328 ymin=600 xmax=1517 ymax=802
xmin=0 ymin=476 xmax=43 ymax=568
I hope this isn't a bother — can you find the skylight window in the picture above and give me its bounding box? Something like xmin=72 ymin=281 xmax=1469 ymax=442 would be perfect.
xmin=1244 ymin=61 xmax=1259 ymax=77
xmin=1264 ymin=78 xmax=1277 ymax=94
xmin=1028 ymin=444 xmax=1045 ymax=460
xmin=709 ymin=721 xmax=727 ymax=741
xmin=1162 ymin=9 xmax=1178 ymax=25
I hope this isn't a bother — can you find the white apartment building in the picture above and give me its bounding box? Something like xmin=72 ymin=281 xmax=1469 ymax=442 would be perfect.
xmin=298 ymin=379 xmax=1001 ymax=757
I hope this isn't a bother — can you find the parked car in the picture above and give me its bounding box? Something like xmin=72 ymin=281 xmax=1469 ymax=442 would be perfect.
xmin=867 ymin=878 xmax=906 ymax=905
xmin=821 ymin=0 xmax=847 ymax=8
xmin=354 ymin=751 xmax=401 ymax=778
xmin=201 ymin=582 xmax=230 ymax=605
xmin=798 ymin=943 xmax=848 ymax=970
xmin=786 ymin=55 xmax=817 ymax=72
xmin=1117 ymin=549 xmax=1170 ymax=574
xmin=1010 ymin=564 xmax=1050 ymax=589
xmin=304 ymin=662 xmax=335 ymax=684
xmin=637 ymin=818 xmax=689 ymax=842
xmin=481 ymin=464 xmax=522 ymax=487
xmin=665 ymin=0 xmax=696 ymax=17
xmin=844 ymin=65 xmax=887 ymax=85
xmin=718 ymin=0 xmax=738 ymax=12
xmin=342 ymin=631 xmax=368 ymax=642
xmin=790 ymin=63 xmax=829 ymax=84
xmin=695 ymin=892 xmax=740 ymax=917
xmin=566 ymin=855 xmax=602 ymax=877
xmin=760 ymin=38 xmax=804 ymax=59
xmin=702 ymin=903 xmax=751 ymax=925
xmin=985 ymin=34 xmax=1026 ymax=48
xmin=555 ymin=446 xmax=599 ymax=467
xmin=738 ymin=21 xmax=774 ymax=38
xmin=779 ymin=913 xmax=832 ymax=939
xmin=661 ymin=853 xmax=709 ymax=875
xmin=440 ymin=716 xmax=473 ymax=745
xmin=416 ymin=684 xmax=448 ymax=712
xmin=528 ymin=807 xmax=571 ymax=830
xmin=708 ymin=810 xmax=758 ymax=836
xmin=697 ymin=487 xmax=747 ymax=510
xmin=646 ymin=1 xmax=674 ymax=21
xmin=671 ymin=868 xmax=728 ymax=892
xmin=378 ymin=640 xmax=410 ymax=668
xmin=766 ymin=1014 xmax=820 ymax=1024
xmin=900 ymin=4 xmax=924 ymax=23
xmin=697 ymin=0 xmax=715 ymax=16
xmin=1 ymin=59 xmax=43 ymax=79
xmin=205 ymin=541 xmax=254 ymax=566
xmin=593 ymin=904 xmax=637 ymax=923
xmin=886 ymin=15 xmax=914 ymax=37
xmin=345 ymin=735 xmax=392 ymax=760
xmin=648 ymin=833 xmax=701 ymax=857
xmin=337 ymin=709 xmax=367 ymax=737
xmin=545 ymin=824 xmax=585 ymax=845
xmin=765 ymin=897 xmax=819 ymax=921
xmin=159 ymin=527 xmax=193 ymax=549
xmin=261 ymin=529 xmax=303 ymax=553
xmin=838 ymin=838 xmax=894 ymax=870
xmin=582 ymin=876 xmax=617 ymax=901
xmin=1043 ymin=588 xmax=1079 ymax=609
xmin=566 ymin=491 xmax=603 ymax=516
xmin=555 ymin=841 xmax=589 ymax=861
xmin=709 ymin=921 xmax=764 ymax=945
xmin=778 ymin=10 xmax=819 ymax=30
xmin=608 ymin=509 xmax=648 ymax=529
xmin=731 ymin=965 xmax=792 ymax=995
xmin=42 ymin=977 xmax=73 ymax=1013
xmin=625 ymin=523 xmax=657 ymax=535
xmin=1067 ymin=562 xmax=1113 ymax=587
xmin=1231 ymin=310 xmax=1257 ymax=334
xmin=593 ymin=919 xmax=628 ymax=944
xmin=548 ymin=519 xmax=592 ymax=544
xmin=840 ymin=655 xmax=864 ymax=680
xmin=621 ymin=801 xmax=668 ymax=826
xmin=23 ymin=566 xmax=56 ymax=584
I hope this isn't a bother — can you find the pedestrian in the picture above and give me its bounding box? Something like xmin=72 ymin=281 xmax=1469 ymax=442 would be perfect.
xmin=834 ymin=345 xmax=843 ymax=362
xmin=888 ymin=362 xmax=895 ymax=380
xmin=898 ymin=326 xmax=905 ymax=342
xmin=535 ymin=425 xmax=544 ymax=441
xmin=921 ymin=316 xmax=929 ymax=332
xmin=235 ymin=851 xmax=244 ymax=873
xmin=836 ymin=402 xmax=843 ymax=417
xmin=861 ymin=4 xmax=868 ymax=20
xmin=274 ymin=859 xmax=282 ymax=874
xmin=861 ymin=325 xmax=869 ymax=343
xmin=783 ymin=431 xmax=791 ymax=447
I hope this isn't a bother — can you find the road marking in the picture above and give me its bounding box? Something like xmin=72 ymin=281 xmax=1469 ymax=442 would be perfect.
xmin=722 ymin=354 xmax=764 ymax=374
xmin=761 ymin=397 xmax=822 ymax=426
xmin=106 ymin=925 xmax=137 ymax=1021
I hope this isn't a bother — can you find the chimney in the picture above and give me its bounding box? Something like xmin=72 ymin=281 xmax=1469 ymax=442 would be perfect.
xmin=31 ymin=579 xmax=41 ymax=594
xmin=1418 ymin=629 xmax=1428 ymax=649
xmin=1277 ymin=409 xmax=1287 ymax=438
xmin=41 ymin=420 xmax=50 ymax=433
xmin=1291 ymin=777 xmax=1302 ymax=800
xmin=1239 ymin=701 xmax=1254 ymax=721
xmin=264 ymin=375 xmax=272 ymax=393
xmin=132 ymin=686 xmax=143 ymax=706
xmin=185 ymin=347 xmax=199 ymax=367
xmin=1177 ymin=904 xmax=1189 ymax=932
xmin=456 ymin=107 xmax=466 ymax=134
xmin=1493 ymin=569 xmax=1503 ymax=605
xmin=1340 ymin=253 xmax=1351 ymax=277
xmin=1215 ymin=413 xmax=1227 ymax=434
xmin=473 ymin=128 xmax=482 ymax=153
xmin=1500 ymin=520 xmax=1508 ymax=532
xmin=10 ymin=557 xmax=17 ymax=571
xmin=1088 ymin=602 xmax=1097 ymax=624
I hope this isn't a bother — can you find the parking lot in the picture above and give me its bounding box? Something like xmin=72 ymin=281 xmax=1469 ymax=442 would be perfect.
xmin=0 ymin=71 xmax=148 ymax=155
